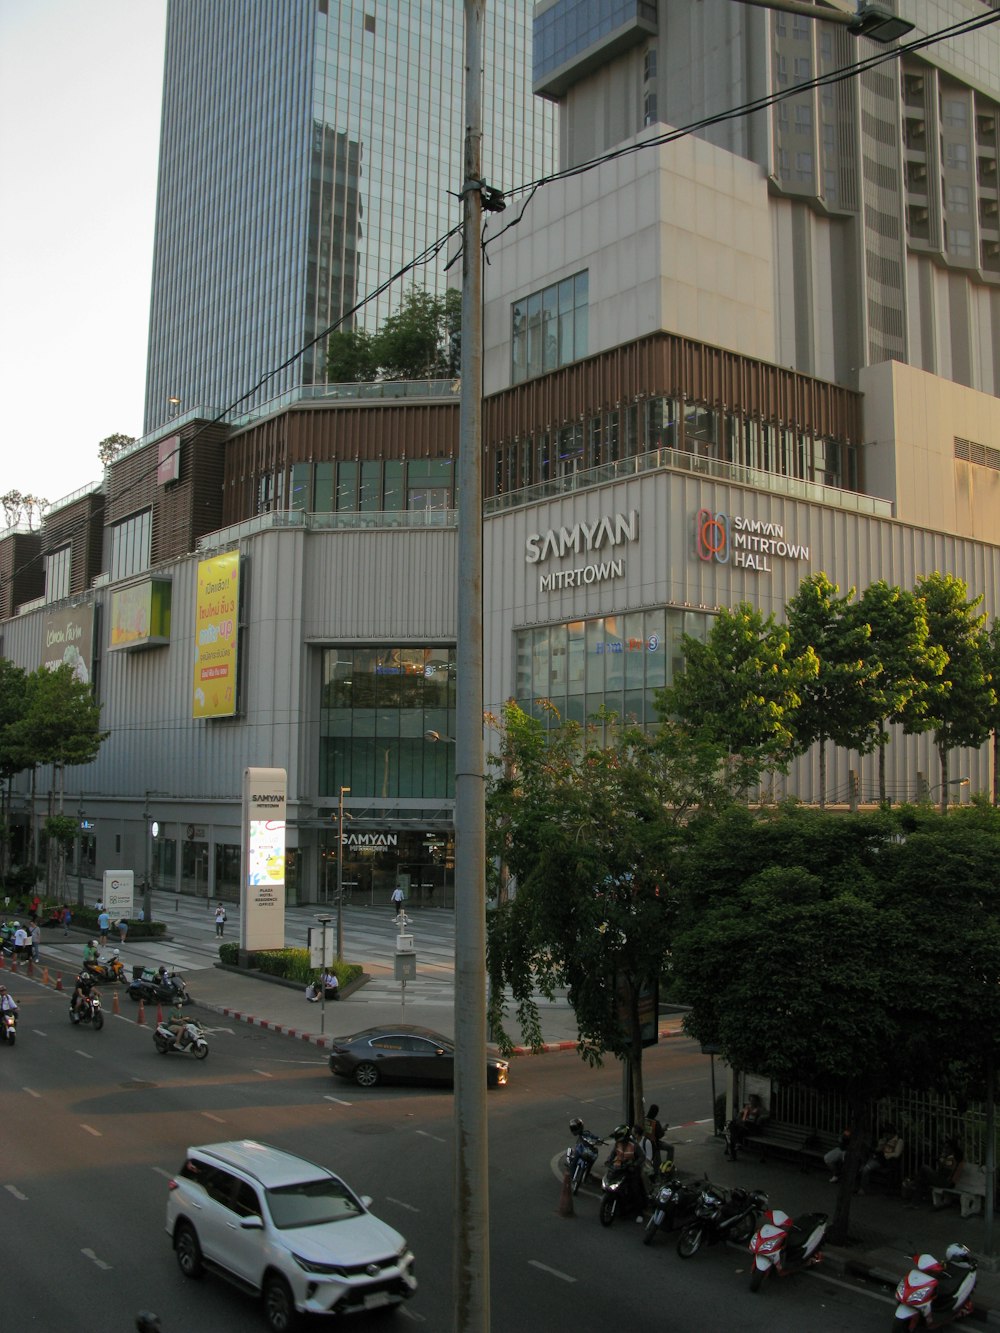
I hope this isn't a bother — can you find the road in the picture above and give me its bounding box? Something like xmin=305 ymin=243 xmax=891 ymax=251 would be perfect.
xmin=0 ymin=970 xmax=898 ymax=1333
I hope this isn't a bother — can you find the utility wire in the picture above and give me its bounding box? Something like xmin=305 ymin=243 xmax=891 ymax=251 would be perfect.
xmin=5 ymin=9 xmax=997 ymax=590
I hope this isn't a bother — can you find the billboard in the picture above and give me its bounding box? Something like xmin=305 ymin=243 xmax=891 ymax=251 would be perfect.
xmin=108 ymin=578 xmax=172 ymax=652
xmin=241 ymin=767 xmax=286 ymax=951
xmin=103 ymin=870 xmax=135 ymax=922
xmin=192 ymin=551 xmax=240 ymax=718
xmin=41 ymin=605 xmax=94 ymax=683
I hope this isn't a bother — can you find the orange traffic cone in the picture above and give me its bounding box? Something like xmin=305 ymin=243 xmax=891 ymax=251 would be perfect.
xmin=42 ymin=966 xmax=49 ymax=986
xmin=9 ymin=957 xmax=16 ymax=975
xmin=156 ymin=1002 xmax=164 ymax=1026
xmin=137 ymin=998 xmax=146 ymax=1026
xmin=0 ymin=951 xmax=5 ymax=969
xmin=27 ymin=958 xmax=34 ymax=977
xmin=55 ymin=971 xmax=63 ymax=991
xmin=557 ymin=1170 xmax=575 ymax=1218
xmin=112 ymin=989 xmax=120 ymax=1016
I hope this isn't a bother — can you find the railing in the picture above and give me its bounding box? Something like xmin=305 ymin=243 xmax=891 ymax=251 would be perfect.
xmin=484 ymin=446 xmax=894 ymax=520
xmin=196 ymin=507 xmax=457 ymax=551
xmin=227 ymin=378 xmax=461 ymax=429
xmin=770 ymin=1081 xmax=995 ymax=1181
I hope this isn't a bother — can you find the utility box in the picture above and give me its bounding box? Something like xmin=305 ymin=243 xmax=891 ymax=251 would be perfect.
xmin=394 ymin=952 xmax=417 ymax=981
xmin=395 ymin=934 xmax=414 ymax=952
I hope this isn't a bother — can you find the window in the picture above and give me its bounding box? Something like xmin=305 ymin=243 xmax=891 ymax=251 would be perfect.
xmin=109 ymin=510 xmax=151 ymax=581
xmin=941 ymin=97 xmax=967 ymax=128
xmin=512 ymin=271 xmax=588 ymax=383
xmin=945 ymin=224 xmax=973 ymax=258
xmin=644 ymin=46 xmax=657 ymax=81
xmin=945 ymin=143 xmax=969 ymax=170
xmin=946 ymin=184 xmax=970 ymax=213
xmin=45 ymin=544 xmax=71 ymax=602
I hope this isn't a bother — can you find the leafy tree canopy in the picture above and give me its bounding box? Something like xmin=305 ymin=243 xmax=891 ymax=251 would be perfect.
xmin=326 ymin=286 xmax=461 ymax=383
xmin=97 ymin=433 xmax=136 ymax=467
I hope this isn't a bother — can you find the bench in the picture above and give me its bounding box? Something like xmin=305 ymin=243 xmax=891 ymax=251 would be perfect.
xmin=931 ymin=1163 xmax=990 ymax=1219
xmin=737 ymin=1123 xmax=839 ymax=1173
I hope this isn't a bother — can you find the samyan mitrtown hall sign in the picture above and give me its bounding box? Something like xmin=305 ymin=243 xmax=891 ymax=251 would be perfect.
xmin=525 ymin=510 xmax=639 ymax=592
xmin=695 ymin=509 xmax=810 ymax=573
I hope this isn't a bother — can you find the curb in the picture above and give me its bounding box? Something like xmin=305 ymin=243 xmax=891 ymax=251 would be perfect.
xmin=508 ymin=1023 xmax=682 ymax=1056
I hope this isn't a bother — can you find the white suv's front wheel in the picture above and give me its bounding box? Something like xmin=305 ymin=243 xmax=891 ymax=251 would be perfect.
xmin=174 ymin=1221 xmax=203 ymax=1278
xmin=263 ymin=1272 xmax=297 ymax=1332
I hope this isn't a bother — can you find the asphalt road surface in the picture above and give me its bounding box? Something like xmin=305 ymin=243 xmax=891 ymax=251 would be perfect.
xmin=0 ymin=972 xmax=906 ymax=1333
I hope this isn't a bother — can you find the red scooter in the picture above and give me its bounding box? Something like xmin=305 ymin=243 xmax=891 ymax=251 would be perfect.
xmin=891 ymin=1245 xmax=977 ymax=1328
xmin=747 ymin=1208 xmax=827 ymax=1291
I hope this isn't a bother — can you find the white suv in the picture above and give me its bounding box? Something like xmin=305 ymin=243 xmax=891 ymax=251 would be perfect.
xmin=165 ymin=1140 xmax=417 ymax=1331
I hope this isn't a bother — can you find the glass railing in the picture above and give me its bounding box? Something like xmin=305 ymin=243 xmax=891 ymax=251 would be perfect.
xmin=196 ymin=507 xmax=458 ymax=551
xmin=483 ymin=446 xmax=894 ymax=519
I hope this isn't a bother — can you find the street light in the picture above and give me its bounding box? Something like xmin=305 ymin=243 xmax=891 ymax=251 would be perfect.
xmin=735 ymin=0 xmax=915 ymax=44
xmin=336 ymin=786 xmax=350 ymax=961
xmin=927 ymin=776 xmax=970 ymax=809
xmin=143 ymin=790 xmax=168 ymax=922
xmin=316 ymin=914 xmax=332 ymax=1034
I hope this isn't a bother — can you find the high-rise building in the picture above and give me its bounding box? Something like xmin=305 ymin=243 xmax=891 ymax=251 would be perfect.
xmin=143 ymin=0 xmax=556 ymax=434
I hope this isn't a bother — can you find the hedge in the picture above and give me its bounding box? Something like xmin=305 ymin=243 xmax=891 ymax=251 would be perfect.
xmin=218 ymin=942 xmax=362 ymax=988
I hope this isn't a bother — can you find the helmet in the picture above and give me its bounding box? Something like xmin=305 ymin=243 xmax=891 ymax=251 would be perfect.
xmin=112 ymin=950 xmax=120 ymax=958
xmin=612 ymin=1124 xmax=631 ymax=1142
xmin=80 ymin=971 xmax=91 ymax=983
xmin=12 ymin=921 xmax=18 ymax=929
xmin=658 ymin=1158 xmax=675 ymax=1176
xmin=569 ymin=1118 xmax=584 ymax=1136
xmin=91 ymin=939 xmax=98 ymax=947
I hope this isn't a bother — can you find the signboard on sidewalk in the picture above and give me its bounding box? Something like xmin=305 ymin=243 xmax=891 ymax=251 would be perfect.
xmin=241 ymin=767 xmax=286 ymax=951
xmin=103 ymin=870 xmax=135 ymax=922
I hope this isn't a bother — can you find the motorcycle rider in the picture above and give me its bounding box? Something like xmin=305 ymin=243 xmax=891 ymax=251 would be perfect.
xmin=72 ymin=970 xmax=95 ymax=1019
xmin=0 ymin=983 xmax=19 ymax=1022
xmin=165 ymin=1000 xmax=188 ymax=1047
xmin=608 ymin=1124 xmax=648 ymax=1218
xmin=83 ymin=938 xmax=100 ymax=968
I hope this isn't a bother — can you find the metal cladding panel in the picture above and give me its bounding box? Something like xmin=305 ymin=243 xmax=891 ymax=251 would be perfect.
xmin=484 ymin=467 xmax=1000 ymax=799
xmin=300 ymin=527 xmax=458 ymax=643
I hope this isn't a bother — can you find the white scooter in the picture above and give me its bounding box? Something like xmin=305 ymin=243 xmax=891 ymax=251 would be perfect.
xmin=153 ymin=1018 xmax=209 ymax=1059
xmin=747 ymin=1208 xmax=828 ymax=1292
xmin=892 ymin=1245 xmax=977 ymax=1328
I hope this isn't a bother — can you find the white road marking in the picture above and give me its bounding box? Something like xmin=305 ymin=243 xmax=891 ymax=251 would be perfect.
xmin=415 ymin=1129 xmax=446 ymax=1144
xmin=252 ymin=1069 xmax=273 ymax=1077
xmin=528 ymin=1260 xmax=576 ymax=1284
xmin=75 ymin=1049 xmax=94 ymax=1058
xmin=81 ymin=1248 xmax=112 ymax=1271
xmin=81 ymin=1124 xmax=102 ymax=1137
xmin=31 ymin=1029 xmax=47 ymax=1037
xmin=397 ymin=1308 xmax=426 ymax=1322
xmin=386 ymin=1196 xmax=420 ymax=1213
xmin=151 ymin=1167 xmax=173 ymax=1179
xmin=324 ymin=1095 xmax=353 ymax=1106
xmin=4 ymin=1185 xmax=27 ymax=1200
xmin=21 ymin=1088 xmax=40 ymax=1098
xmin=202 ymin=1111 xmax=225 ymax=1123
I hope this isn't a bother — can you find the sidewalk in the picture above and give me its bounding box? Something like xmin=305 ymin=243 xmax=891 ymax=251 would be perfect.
xmin=659 ymin=1129 xmax=1000 ymax=1324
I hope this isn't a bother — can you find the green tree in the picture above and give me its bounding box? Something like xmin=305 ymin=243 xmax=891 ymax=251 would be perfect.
xmin=984 ymin=619 xmax=1000 ymax=806
xmin=786 ymin=573 xmax=877 ymax=807
xmin=97 ymin=432 xmax=136 ymax=467
xmin=657 ymin=603 xmax=817 ymax=794
xmin=0 ymin=659 xmax=29 ymax=880
xmin=326 ymin=286 xmax=461 ymax=383
xmin=913 ymin=573 xmax=994 ymax=807
xmin=325 ymin=326 xmax=379 ymax=383
xmin=853 ymin=582 xmax=946 ymax=804
xmin=485 ymin=700 xmax=731 ymax=1116
xmin=670 ymin=803 xmax=1000 ymax=1242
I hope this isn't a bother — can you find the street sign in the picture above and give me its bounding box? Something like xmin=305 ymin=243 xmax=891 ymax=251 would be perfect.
xmin=80 ymin=819 xmax=95 ymax=831
xmin=308 ymin=924 xmax=334 ymax=968
xmin=394 ymin=953 xmax=417 ymax=981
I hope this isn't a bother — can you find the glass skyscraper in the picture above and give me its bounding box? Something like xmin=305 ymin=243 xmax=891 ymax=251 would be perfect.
xmin=144 ymin=0 xmax=556 ymax=434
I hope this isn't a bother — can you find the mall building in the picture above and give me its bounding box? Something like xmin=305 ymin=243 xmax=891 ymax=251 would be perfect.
xmin=1 ymin=0 xmax=999 ymax=905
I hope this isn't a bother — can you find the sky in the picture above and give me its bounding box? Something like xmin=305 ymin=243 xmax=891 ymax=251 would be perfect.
xmin=0 ymin=0 xmax=167 ymax=509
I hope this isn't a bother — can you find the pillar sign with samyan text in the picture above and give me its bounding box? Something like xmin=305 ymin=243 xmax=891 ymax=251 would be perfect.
xmin=103 ymin=870 xmax=134 ymax=922
xmin=241 ymin=767 xmax=286 ymax=951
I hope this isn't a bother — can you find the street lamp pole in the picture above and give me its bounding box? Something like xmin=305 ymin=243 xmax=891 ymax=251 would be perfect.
xmin=316 ymin=914 xmax=332 ymax=1035
xmin=336 ymin=786 xmax=350 ymax=961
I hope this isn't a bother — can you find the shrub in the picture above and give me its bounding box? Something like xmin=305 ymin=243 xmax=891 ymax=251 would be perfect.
xmin=219 ymin=943 xmax=362 ymax=988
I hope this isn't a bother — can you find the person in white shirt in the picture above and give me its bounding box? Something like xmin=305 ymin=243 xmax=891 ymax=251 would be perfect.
xmin=12 ymin=923 xmax=28 ymax=961
xmin=391 ymin=886 xmax=404 ymax=918
xmin=0 ymin=985 xmax=18 ymax=1014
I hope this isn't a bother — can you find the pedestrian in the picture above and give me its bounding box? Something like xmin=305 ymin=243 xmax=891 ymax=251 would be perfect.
xmin=214 ymin=903 xmax=227 ymax=937
xmin=97 ymin=906 xmax=110 ymax=946
xmin=30 ymin=920 xmax=41 ymax=963
xmin=643 ymin=1103 xmax=667 ymax=1171
xmin=825 ymin=1128 xmax=851 ymax=1183
xmin=118 ymin=918 xmax=128 ymax=944
xmin=61 ymin=905 xmax=72 ymax=935
xmin=391 ymin=885 xmax=405 ymax=918
xmin=30 ymin=894 xmax=40 ymax=923
xmin=12 ymin=921 xmax=29 ymax=962
xmin=725 ymin=1092 xmax=767 ymax=1161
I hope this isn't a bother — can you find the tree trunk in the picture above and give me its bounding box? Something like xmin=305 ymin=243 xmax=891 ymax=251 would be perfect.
xmin=939 ymin=742 xmax=949 ymax=812
xmin=994 ymin=729 xmax=999 ymax=807
xmin=878 ymin=721 xmax=887 ymax=804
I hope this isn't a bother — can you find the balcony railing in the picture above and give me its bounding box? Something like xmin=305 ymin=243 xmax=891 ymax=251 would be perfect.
xmin=196 ymin=507 xmax=458 ymax=552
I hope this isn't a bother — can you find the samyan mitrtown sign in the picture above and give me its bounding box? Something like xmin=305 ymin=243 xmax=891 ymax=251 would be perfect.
xmin=525 ymin=509 xmax=639 ymax=592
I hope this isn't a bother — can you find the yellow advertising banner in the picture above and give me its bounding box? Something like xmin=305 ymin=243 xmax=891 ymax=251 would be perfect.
xmin=192 ymin=551 xmax=240 ymax=718
xmin=109 ymin=578 xmax=172 ymax=651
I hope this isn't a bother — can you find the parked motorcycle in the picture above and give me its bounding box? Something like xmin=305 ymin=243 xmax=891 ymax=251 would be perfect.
xmin=599 ymin=1128 xmax=651 ymax=1227
xmin=88 ymin=950 xmax=127 ymax=985
xmin=565 ymin=1118 xmax=605 ymax=1194
xmin=1 ymin=1008 xmax=17 ymax=1046
xmin=129 ymin=969 xmax=191 ymax=1006
xmin=153 ymin=1018 xmax=209 ymax=1059
xmin=69 ymin=991 xmax=104 ymax=1030
xmin=891 ymin=1244 xmax=977 ymax=1329
xmin=747 ymin=1208 xmax=828 ymax=1291
xmin=677 ymin=1181 xmax=769 ymax=1258
xmin=642 ymin=1161 xmax=700 ymax=1245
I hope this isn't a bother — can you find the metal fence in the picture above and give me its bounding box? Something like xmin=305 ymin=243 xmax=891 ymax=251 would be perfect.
xmin=768 ymin=1080 xmax=994 ymax=1178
